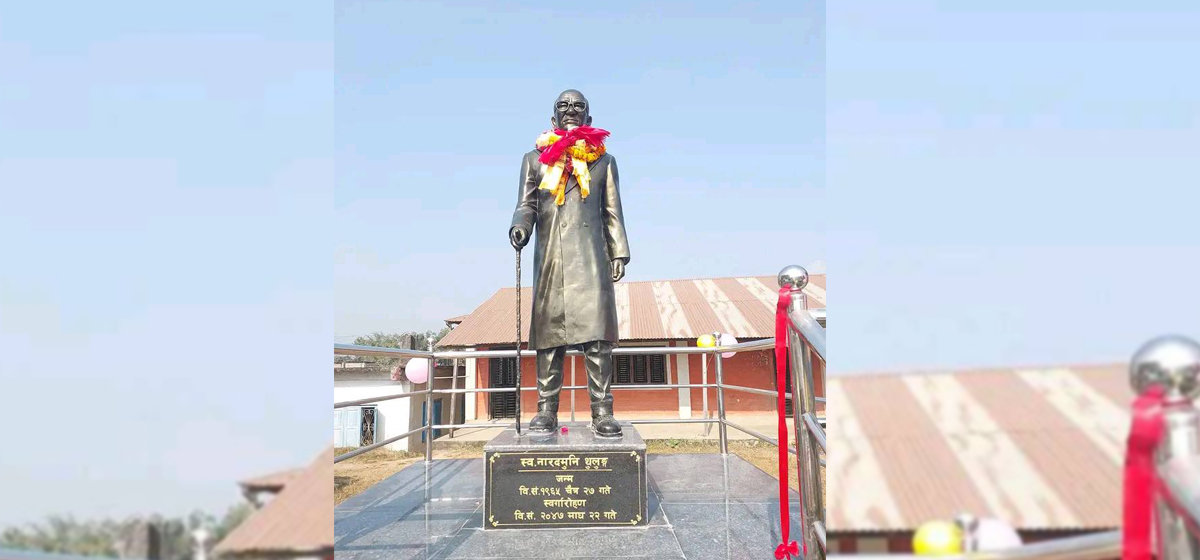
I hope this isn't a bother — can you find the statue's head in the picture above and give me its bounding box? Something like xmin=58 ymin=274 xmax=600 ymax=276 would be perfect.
xmin=551 ymin=89 xmax=591 ymax=130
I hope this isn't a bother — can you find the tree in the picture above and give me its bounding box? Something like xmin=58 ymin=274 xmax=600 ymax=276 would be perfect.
xmin=335 ymin=328 xmax=453 ymax=368
xmin=0 ymin=505 xmax=253 ymax=560
xmin=0 ymin=515 xmax=126 ymax=557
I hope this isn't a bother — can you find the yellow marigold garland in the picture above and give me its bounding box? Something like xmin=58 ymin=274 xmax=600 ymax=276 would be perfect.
xmin=535 ymin=133 xmax=606 ymax=206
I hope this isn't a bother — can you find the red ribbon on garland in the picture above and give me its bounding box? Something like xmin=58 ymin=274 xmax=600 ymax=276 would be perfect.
xmin=536 ymin=126 xmax=610 ymax=165
xmin=1122 ymin=384 xmax=1166 ymax=560
xmin=774 ymin=285 xmax=804 ymax=559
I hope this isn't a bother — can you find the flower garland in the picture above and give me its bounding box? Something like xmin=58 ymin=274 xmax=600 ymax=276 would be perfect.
xmin=535 ymin=126 xmax=609 ymax=206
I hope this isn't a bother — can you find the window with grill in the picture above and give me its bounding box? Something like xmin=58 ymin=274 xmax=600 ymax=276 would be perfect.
xmin=614 ymin=354 xmax=667 ymax=385
xmin=489 ymin=356 xmax=518 ymax=419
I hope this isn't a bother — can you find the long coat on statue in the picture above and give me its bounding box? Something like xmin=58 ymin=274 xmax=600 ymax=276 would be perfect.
xmin=511 ymin=149 xmax=630 ymax=350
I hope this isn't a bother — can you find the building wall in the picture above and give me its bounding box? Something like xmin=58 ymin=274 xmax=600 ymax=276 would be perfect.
xmin=333 ymin=379 xmax=414 ymax=452
xmin=334 ymin=364 xmax=466 ymax=452
xmin=679 ymin=343 xmax=826 ymax=414
xmin=827 ymin=533 xmax=918 ymax=554
xmin=465 ymin=353 xmax=478 ymax=421
xmin=470 ymin=340 xmax=826 ymax=420
xmin=474 ymin=357 xmax=487 ymax=419
xmin=420 ymin=364 xmax=464 ymax=440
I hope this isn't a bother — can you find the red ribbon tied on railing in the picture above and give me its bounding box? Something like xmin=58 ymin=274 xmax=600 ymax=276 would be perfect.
xmin=774 ymin=285 xmax=805 ymax=559
xmin=1122 ymin=384 xmax=1166 ymax=560
xmin=775 ymin=540 xmax=801 ymax=560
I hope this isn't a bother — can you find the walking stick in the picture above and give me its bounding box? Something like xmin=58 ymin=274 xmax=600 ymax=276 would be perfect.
xmin=514 ymin=247 xmax=523 ymax=435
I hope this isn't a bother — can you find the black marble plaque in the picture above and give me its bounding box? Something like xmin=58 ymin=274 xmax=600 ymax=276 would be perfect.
xmin=483 ymin=423 xmax=648 ymax=529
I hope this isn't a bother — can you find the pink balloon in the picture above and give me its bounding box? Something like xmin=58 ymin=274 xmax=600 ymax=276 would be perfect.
xmin=405 ymin=358 xmax=429 ymax=384
xmin=719 ymin=333 xmax=738 ymax=359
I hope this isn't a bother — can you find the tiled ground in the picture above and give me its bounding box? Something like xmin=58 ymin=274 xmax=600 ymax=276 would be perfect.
xmin=335 ymin=453 xmax=806 ymax=559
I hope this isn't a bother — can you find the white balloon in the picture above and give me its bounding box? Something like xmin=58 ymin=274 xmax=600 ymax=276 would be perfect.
xmin=406 ymin=358 xmax=430 ymax=384
xmin=974 ymin=518 xmax=1022 ymax=551
xmin=718 ymin=333 xmax=738 ymax=359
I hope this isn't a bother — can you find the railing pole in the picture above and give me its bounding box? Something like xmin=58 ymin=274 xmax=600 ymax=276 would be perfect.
xmin=788 ymin=330 xmax=809 ymax=554
xmin=779 ymin=265 xmax=827 ymax=560
xmin=702 ymin=354 xmax=711 ymax=436
xmin=803 ymin=344 xmax=826 ymax=557
xmin=1128 ymin=335 xmax=1200 ymax=560
xmin=715 ymin=345 xmax=729 ymax=456
xmin=448 ymin=357 xmax=458 ymax=439
xmin=788 ymin=328 xmax=814 ymax=558
xmin=571 ymin=352 xmax=577 ymax=423
xmin=424 ymin=358 xmax=434 ymax=463
xmin=1156 ymin=395 xmax=1200 ymax=560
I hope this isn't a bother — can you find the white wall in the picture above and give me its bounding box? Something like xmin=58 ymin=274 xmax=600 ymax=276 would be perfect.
xmin=673 ymin=340 xmax=692 ymax=418
xmin=334 ymin=379 xmax=414 ymax=452
xmin=464 ymin=349 xmax=477 ymax=421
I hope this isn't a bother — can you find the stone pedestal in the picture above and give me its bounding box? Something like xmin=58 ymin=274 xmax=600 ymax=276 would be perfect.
xmin=483 ymin=422 xmax=647 ymax=529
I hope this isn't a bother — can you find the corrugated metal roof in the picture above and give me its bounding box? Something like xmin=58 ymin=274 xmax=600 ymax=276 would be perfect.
xmin=214 ymin=447 xmax=333 ymax=557
xmin=827 ymin=364 xmax=1136 ymax=533
xmin=437 ymin=274 xmax=826 ymax=347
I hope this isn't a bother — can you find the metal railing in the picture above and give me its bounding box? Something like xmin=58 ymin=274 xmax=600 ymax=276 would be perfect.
xmin=332 ymin=265 xmax=828 ymax=558
xmin=331 ymin=334 xmax=799 ymax=461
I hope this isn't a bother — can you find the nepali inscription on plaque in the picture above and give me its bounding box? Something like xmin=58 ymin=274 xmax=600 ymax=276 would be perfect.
xmin=485 ymin=450 xmax=647 ymax=528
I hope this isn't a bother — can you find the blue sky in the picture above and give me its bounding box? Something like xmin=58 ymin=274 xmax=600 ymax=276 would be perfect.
xmin=334 ymin=0 xmax=826 ymax=342
xmin=827 ymin=1 xmax=1200 ymax=373
xmin=0 ymin=1 xmax=331 ymax=526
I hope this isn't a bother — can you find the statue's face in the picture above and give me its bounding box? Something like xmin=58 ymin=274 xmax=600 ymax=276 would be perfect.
xmin=552 ymin=90 xmax=591 ymax=130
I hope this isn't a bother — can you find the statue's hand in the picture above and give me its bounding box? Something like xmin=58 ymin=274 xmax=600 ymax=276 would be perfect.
xmin=509 ymin=226 xmax=529 ymax=250
xmin=611 ymin=258 xmax=627 ymax=282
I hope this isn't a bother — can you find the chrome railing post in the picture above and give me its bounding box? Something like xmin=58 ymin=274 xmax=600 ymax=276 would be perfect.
xmin=1130 ymin=336 xmax=1200 ymax=560
xmin=424 ymin=345 xmax=434 ymax=463
xmin=788 ymin=332 xmax=817 ymax=557
xmin=714 ymin=337 xmax=729 ymax=455
xmin=424 ymin=379 xmax=433 ymax=462
xmin=703 ymin=353 xmax=711 ymax=436
xmin=1158 ymin=398 xmax=1200 ymax=560
xmin=779 ymin=264 xmax=826 ymax=559
xmin=449 ymin=357 xmax=459 ymax=439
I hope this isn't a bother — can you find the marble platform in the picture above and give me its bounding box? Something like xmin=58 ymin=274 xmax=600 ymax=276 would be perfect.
xmin=334 ymin=427 xmax=806 ymax=560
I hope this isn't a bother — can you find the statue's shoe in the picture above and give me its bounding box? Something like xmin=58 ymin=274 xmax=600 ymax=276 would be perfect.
xmin=590 ymin=403 xmax=623 ymax=438
xmin=529 ymin=400 xmax=559 ymax=433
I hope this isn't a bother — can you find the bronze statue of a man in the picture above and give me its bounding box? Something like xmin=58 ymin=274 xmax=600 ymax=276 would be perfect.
xmin=509 ymin=89 xmax=630 ymax=437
